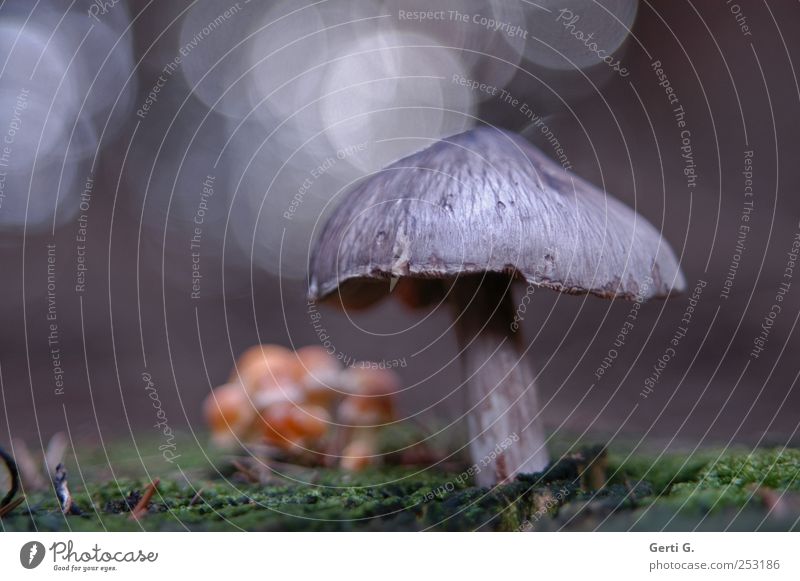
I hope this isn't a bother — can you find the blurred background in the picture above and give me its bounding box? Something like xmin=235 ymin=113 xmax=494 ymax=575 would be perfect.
xmin=0 ymin=0 xmax=798 ymax=459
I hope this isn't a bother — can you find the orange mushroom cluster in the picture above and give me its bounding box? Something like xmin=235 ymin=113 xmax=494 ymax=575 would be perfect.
xmin=203 ymin=344 xmax=399 ymax=471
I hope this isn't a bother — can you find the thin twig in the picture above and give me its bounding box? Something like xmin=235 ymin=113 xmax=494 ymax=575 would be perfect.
xmin=0 ymin=495 xmax=25 ymax=518
xmin=53 ymin=463 xmax=74 ymax=514
xmin=231 ymin=460 xmax=260 ymax=483
xmin=129 ymin=479 xmax=160 ymax=520
xmin=0 ymin=445 xmax=20 ymax=508
xmin=189 ymin=488 xmax=204 ymax=506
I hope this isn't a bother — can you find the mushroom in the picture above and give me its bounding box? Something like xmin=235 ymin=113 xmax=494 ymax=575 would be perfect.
xmin=209 ymin=345 xmax=342 ymax=455
xmin=294 ymin=345 xmax=343 ymax=407
xmin=230 ymin=344 xmax=298 ymax=393
xmin=250 ymin=373 xmax=305 ymax=411
xmin=203 ymin=381 xmax=256 ymax=447
xmin=338 ymin=366 xmax=398 ymax=422
xmin=336 ymin=366 xmax=398 ymax=470
xmin=308 ymin=127 xmax=685 ymax=486
xmin=242 ymin=351 xmax=333 ymax=455
xmin=257 ymin=402 xmax=331 ymax=453
xmin=340 ymin=438 xmax=377 ymax=472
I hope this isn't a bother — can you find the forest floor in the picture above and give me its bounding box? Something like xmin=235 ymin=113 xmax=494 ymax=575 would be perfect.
xmin=2 ymin=436 xmax=799 ymax=531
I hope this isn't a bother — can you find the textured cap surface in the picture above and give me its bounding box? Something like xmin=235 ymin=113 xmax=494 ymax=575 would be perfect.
xmin=308 ymin=127 xmax=685 ymax=306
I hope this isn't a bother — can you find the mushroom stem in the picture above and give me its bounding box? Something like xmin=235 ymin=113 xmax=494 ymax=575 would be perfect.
xmin=450 ymin=274 xmax=549 ymax=486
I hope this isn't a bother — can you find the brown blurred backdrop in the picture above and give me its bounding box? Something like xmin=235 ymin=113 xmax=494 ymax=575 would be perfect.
xmin=0 ymin=0 xmax=798 ymax=458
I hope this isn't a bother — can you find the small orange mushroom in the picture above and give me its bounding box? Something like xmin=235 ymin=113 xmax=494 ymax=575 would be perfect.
xmin=203 ymin=382 xmax=256 ymax=447
xmin=294 ymin=345 xmax=342 ymax=407
xmin=338 ymin=366 xmax=398 ymax=425
xmin=336 ymin=365 xmax=399 ymax=470
xmin=210 ymin=345 xmax=388 ymax=465
xmin=340 ymin=438 xmax=377 ymax=472
xmin=257 ymin=402 xmax=331 ymax=452
xmin=230 ymin=344 xmax=298 ymax=393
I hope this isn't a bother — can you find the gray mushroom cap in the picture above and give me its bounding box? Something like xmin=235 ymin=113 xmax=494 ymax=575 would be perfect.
xmin=308 ymin=127 xmax=686 ymax=307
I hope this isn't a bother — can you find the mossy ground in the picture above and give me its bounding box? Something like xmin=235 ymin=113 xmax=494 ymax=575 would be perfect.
xmin=2 ymin=437 xmax=798 ymax=531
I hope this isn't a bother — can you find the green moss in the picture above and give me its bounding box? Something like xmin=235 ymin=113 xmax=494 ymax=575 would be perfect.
xmin=693 ymin=448 xmax=800 ymax=490
xmin=607 ymin=450 xmax=715 ymax=494
xmin=664 ymin=448 xmax=800 ymax=512
xmin=2 ymin=442 xmax=798 ymax=531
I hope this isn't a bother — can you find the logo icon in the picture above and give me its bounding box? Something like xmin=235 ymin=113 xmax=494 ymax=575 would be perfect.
xmin=20 ymin=541 xmax=45 ymax=569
